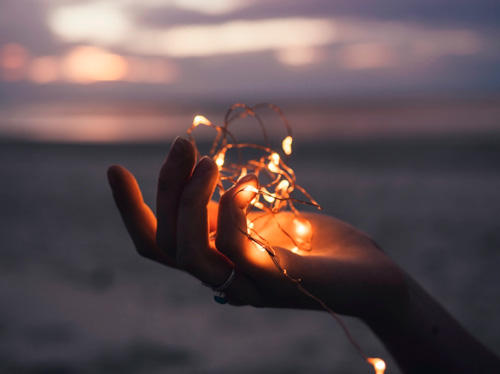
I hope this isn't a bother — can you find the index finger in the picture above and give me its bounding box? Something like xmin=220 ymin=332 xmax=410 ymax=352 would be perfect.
xmin=108 ymin=165 xmax=175 ymax=266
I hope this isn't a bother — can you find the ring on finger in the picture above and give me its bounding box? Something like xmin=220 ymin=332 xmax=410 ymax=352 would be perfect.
xmin=203 ymin=268 xmax=236 ymax=304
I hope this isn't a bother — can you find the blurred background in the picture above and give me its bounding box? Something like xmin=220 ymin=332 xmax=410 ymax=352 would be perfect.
xmin=1 ymin=1 xmax=500 ymax=373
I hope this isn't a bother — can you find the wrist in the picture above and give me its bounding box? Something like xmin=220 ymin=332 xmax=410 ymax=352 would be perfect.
xmin=359 ymin=267 xmax=411 ymax=324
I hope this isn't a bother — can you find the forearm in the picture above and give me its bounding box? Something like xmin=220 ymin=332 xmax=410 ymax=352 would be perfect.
xmin=364 ymin=274 xmax=500 ymax=373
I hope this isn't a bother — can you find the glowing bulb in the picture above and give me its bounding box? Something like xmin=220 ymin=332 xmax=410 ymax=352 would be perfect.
xmin=294 ymin=220 xmax=308 ymax=236
xmin=239 ymin=185 xmax=258 ymax=205
xmin=254 ymin=242 xmax=266 ymax=252
xmin=267 ymin=161 xmax=279 ymax=173
xmin=215 ymin=152 xmax=225 ymax=168
xmin=367 ymin=358 xmax=386 ymax=374
xmin=260 ymin=187 xmax=275 ymax=203
xmin=292 ymin=217 xmax=312 ymax=251
xmin=282 ymin=136 xmax=293 ymax=155
xmin=270 ymin=152 xmax=280 ymax=165
xmin=243 ymin=185 xmax=259 ymax=194
xmin=249 ymin=190 xmax=260 ymax=206
xmin=254 ymin=201 xmax=265 ymax=210
xmin=247 ymin=219 xmax=254 ymax=234
xmin=291 ymin=246 xmax=299 ymax=253
xmin=277 ymin=179 xmax=289 ymax=192
xmin=193 ymin=114 xmax=211 ymax=127
xmin=263 ymin=194 xmax=275 ymax=203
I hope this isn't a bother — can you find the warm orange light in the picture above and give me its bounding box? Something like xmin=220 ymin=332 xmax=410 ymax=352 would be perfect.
xmin=267 ymin=161 xmax=279 ymax=173
xmin=282 ymin=136 xmax=293 ymax=155
xmin=263 ymin=195 xmax=275 ymax=203
xmin=238 ymin=185 xmax=258 ymax=207
xmin=254 ymin=201 xmax=265 ymax=210
xmin=261 ymin=188 xmax=275 ymax=203
xmin=193 ymin=114 xmax=212 ymax=127
xmin=277 ymin=179 xmax=290 ymax=192
xmin=367 ymin=358 xmax=386 ymax=374
xmin=294 ymin=218 xmax=308 ymax=236
xmin=243 ymin=186 xmax=259 ymax=194
xmin=215 ymin=152 xmax=225 ymax=169
xmin=254 ymin=241 xmax=266 ymax=252
xmin=61 ymin=45 xmax=127 ymax=83
xmin=292 ymin=217 xmax=312 ymax=251
xmin=246 ymin=219 xmax=255 ymax=235
xmin=250 ymin=192 xmax=259 ymax=206
xmin=1 ymin=43 xmax=29 ymax=80
xmin=270 ymin=152 xmax=280 ymax=165
xmin=185 ymin=103 xmax=384 ymax=374
xmin=1 ymin=43 xmax=28 ymax=69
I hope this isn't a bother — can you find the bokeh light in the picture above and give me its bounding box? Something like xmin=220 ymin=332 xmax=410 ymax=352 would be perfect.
xmin=0 ymin=43 xmax=29 ymax=81
xmin=28 ymin=56 xmax=59 ymax=83
xmin=61 ymin=46 xmax=127 ymax=83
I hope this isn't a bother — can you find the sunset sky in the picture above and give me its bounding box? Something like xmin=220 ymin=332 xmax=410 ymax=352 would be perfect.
xmin=1 ymin=0 xmax=499 ymax=141
xmin=2 ymin=0 xmax=500 ymax=99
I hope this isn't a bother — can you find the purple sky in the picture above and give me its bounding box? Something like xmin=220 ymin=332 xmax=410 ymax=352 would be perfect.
xmin=1 ymin=0 xmax=500 ymax=103
xmin=1 ymin=0 xmax=500 ymax=141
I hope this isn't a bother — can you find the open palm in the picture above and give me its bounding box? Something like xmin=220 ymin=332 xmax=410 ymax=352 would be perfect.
xmin=107 ymin=137 xmax=406 ymax=320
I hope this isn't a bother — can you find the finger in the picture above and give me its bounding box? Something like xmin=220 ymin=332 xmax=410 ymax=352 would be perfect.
xmin=176 ymin=157 xmax=230 ymax=281
xmin=156 ymin=137 xmax=196 ymax=258
xmin=216 ymin=174 xmax=259 ymax=266
xmin=177 ymin=161 xmax=263 ymax=305
xmin=107 ymin=165 xmax=174 ymax=266
xmin=224 ymin=271 xmax=264 ymax=307
xmin=208 ymin=200 xmax=218 ymax=233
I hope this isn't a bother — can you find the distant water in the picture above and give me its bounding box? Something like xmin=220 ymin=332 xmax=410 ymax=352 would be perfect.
xmin=1 ymin=138 xmax=500 ymax=373
xmin=1 ymin=97 xmax=500 ymax=142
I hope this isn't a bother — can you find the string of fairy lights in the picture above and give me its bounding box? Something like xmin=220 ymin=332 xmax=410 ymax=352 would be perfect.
xmin=186 ymin=103 xmax=386 ymax=374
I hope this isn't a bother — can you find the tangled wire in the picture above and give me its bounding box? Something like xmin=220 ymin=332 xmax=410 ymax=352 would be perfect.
xmin=186 ymin=103 xmax=386 ymax=374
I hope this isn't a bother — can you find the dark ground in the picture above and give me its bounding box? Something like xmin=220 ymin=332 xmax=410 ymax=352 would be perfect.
xmin=1 ymin=136 xmax=500 ymax=373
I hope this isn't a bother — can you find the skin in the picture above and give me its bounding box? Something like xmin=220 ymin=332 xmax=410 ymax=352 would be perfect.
xmin=107 ymin=137 xmax=500 ymax=373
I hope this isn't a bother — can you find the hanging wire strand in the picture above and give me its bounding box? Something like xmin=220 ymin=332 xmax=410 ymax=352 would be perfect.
xmin=187 ymin=103 xmax=385 ymax=374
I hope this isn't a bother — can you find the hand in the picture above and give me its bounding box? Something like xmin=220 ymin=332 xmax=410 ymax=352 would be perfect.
xmin=107 ymin=137 xmax=407 ymax=320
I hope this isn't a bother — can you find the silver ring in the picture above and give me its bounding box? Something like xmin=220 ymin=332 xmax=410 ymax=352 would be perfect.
xmin=203 ymin=268 xmax=236 ymax=304
xmin=212 ymin=268 xmax=236 ymax=292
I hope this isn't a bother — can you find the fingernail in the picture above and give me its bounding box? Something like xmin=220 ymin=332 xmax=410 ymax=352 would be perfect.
xmin=169 ymin=137 xmax=190 ymax=159
xmin=197 ymin=156 xmax=215 ymax=175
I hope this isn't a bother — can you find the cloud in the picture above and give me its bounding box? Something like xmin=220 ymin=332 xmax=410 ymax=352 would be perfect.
xmin=48 ymin=2 xmax=132 ymax=46
xmin=1 ymin=0 xmax=499 ymax=102
xmin=0 ymin=0 xmax=60 ymax=54
xmin=137 ymin=0 xmax=500 ymax=29
xmin=128 ymin=18 xmax=336 ymax=57
xmin=43 ymin=1 xmax=485 ymax=67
